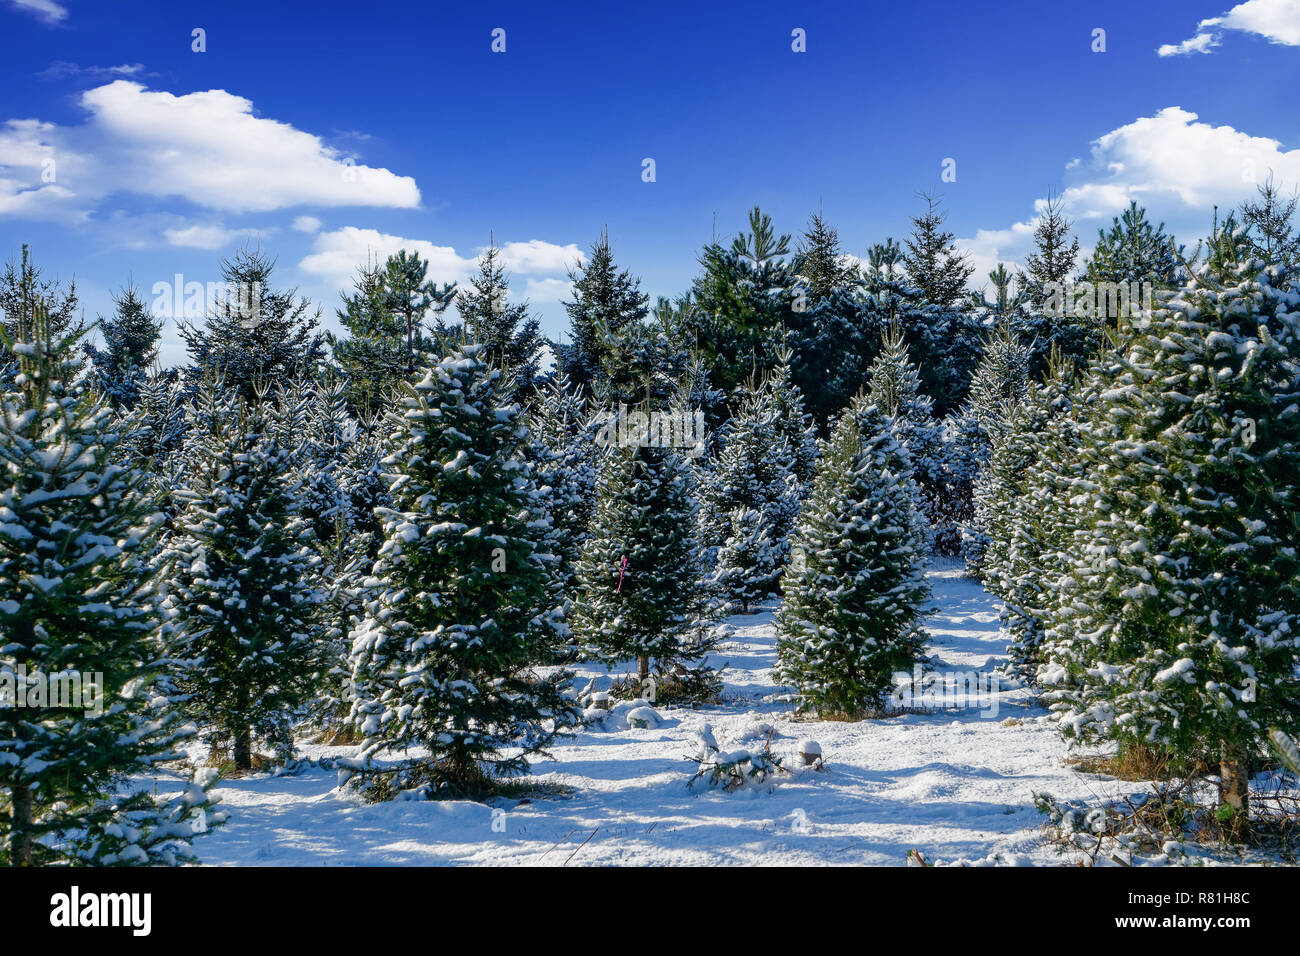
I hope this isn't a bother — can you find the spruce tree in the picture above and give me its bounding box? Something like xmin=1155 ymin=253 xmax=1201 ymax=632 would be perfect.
xmin=348 ymin=346 xmax=576 ymax=791
xmin=1016 ymin=195 xmax=1099 ymax=377
xmin=456 ymin=244 xmax=543 ymax=398
xmin=776 ymin=398 xmax=931 ymax=717
xmin=958 ymin=322 xmax=1031 ymax=571
xmin=327 ymin=255 xmax=404 ymax=417
xmin=692 ymin=206 xmax=799 ymax=393
xmin=1083 ymin=201 xmax=1182 ymax=292
xmin=977 ymin=349 xmax=1077 ymax=678
xmin=571 ymin=438 xmax=708 ymax=684
xmin=1240 ymin=174 xmax=1300 ymax=275
xmin=1020 ymin=192 xmax=1080 ymax=306
xmin=697 ymin=379 xmax=800 ymax=561
xmin=710 ymin=507 xmax=781 ymax=614
xmin=161 ymin=379 xmax=325 ymax=771
xmin=0 ymin=244 xmax=85 ymax=385
xmin=180 ymin=248 xmax=325 ymax=400
xmin=867 ymin=319 xmax=945 ymax=551
xmin=763 ymin=342 xmax=819 ymax=486
xmin=901 ymin=193 xmax=974 ymax=308
xmin=0 ymin=300 xmax=217 ymax=865
xmin=798 ymin=211 xmax=858 ymax=301
xmin=560 ymin=231 xmax=649 ymax=392
xmin=527 ymin=370 xmax=597 ymax=595
xmin=85 ymin=284 xmax=163 ymax=409
xmin=1039 ymin=220 xmax=1300 ymax=816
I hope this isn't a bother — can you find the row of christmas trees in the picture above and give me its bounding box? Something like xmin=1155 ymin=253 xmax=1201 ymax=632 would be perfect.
xmin=971 ymin=212 xmax=1300 ymax=821
xmin=4 ymin=177 xmax=1299 ymax=859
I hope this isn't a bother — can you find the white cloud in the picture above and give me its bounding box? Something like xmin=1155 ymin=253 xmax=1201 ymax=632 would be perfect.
xmin=163 ymin=223 xmax=273 ymax=250
xmin=298 ymin=227 xmax=581 ymax=300
xmin=524 ymin=276 xmax=573 ymax=303
xmin=1158 ymin=0 xmax=1300 ymax=56
xmin=0 ymin=81 xmax=420 ymax=220
xmin=1156 ymin=33 xmax=1220 ymax=57
xmin=8 ymin=0 xmax=67 ymax=24
xmin=292 ymin=215 xmax=322 ymax=233
xmin=299 ymin=227 xmax=475 ymax=292
xmin=495 ymin=239 xmax=584 ymax=274
xmin=959 ymin=106 xmax=1300 ymax=284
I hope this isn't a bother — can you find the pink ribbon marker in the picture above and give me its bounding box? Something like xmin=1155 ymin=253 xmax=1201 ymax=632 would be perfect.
xmin=616 ymin=555 xmax=628 ymax=592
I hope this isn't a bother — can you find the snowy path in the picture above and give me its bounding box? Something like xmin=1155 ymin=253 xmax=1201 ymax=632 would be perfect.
xmin=183 ymin=565 xmax=1118 ymax=866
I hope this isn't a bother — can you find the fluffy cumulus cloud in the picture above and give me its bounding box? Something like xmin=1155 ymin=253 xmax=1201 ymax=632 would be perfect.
xmin=298 ymin=226 xmax=582 ymax=300
xmin=0 ymin=81 xmax=420 ymax=221
xmin=1158 ymin=0 xmax=1300 ymax=56
xmin=958 ymin=106 xmax=1300 ymax=286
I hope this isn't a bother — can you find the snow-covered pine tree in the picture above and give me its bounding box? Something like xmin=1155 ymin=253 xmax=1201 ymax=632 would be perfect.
xmin=1039 ymin=219 xmax=1300 ymax=817
xmin=1240 ymin=174 xmax=1300 ymax=276
xmin=348 ymin=346 xmax=576 ymax=793
xmin=126 ymin=369 xmax=188 ymax=517
xmin=959 ymin=322 xmax=1031 ymax=574
xmin=977 ymin=348 xmax=1077 ymax=678
xmin=0 ymin=244 xmax=86 ymax=387
xmin=901 ymin=192 xmax=975 ymax=309
xmin=570 ymin=435 xmax=709 ymax=685
xmin=179 ymin=248 xmax=325 ymax=401
xmin=560 ymin=230 xmax=649 ymax=393
xmin=526 ymin=369 xmax=597 ymax=596
xmin=697 ymin=378 xmax=800 ymax=563
xmin=1083 ymin=200 xmax=1182 ymax=293
xmin=161 ymin=378 xmax=325 ymax=771
xmin=710 ymin=507 xmax=781 ymax=613
xmin=1014 ymin=193 xmax=1097 ymax=376
xmin=456 ymin=244 xmax=544 ymax=399
xmin=0 ymin=299 xmax=217 ymax=865
xmin=776 ymin=397 xmax=931 ymax=717
xmin=763 ymin=340 xmax=819 ymax=487
xmin=867 ymin=319 xmax=945 ymax=550
xmin=85 ymin=284 xmax=163 ymax=410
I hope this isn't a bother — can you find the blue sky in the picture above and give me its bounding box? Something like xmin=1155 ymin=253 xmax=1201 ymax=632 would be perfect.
xmin=2 ymin=0 xmax=1298 ymax=365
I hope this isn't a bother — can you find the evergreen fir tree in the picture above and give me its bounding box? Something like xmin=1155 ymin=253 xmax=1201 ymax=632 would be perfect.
xmin=797 ymin=211 xmax=858 ymax=301
xmin=1020 ymin=192 xmax=1081 ymax=305
xmin=776 ymin=397 xmax=931 ymax=717
xmin=1083 ymin=201 xmax=1182 ymax=292
xmin=763 ymin=340 xmax=819 ymax=487
xmin=85 ymin=284 xmax=163 ymax=409
xmin=960 ymin=322 xmax=1032 ymax=573
xmin=527 ymin=370 xmax=597 ymax=595
xmin=161 ymin=379 xmax=325 ymax=771
xmin=456 ymin=244 xmax=543 ymax=398
xmin=1240 ymin=174 xmax=1300 ymax=275
xmin=571 ymin=438 xmax=709 ymax=684
xmin=692 ymin=206 xmax=799 ymax=393
xmin=348 ymin=346 xmax=576 ymax=791
xmin=0 ymin=300 xmax=217 ymax=865
xmin=982 ymin=350 xmax=1078 ymax=679
xmin=867 ymin=319 xmax=945 ymax=551
xmin=1039 ymin=219 xmax=1300 ymax=816
xmin=0 ymin=244 xmax=85 ymax=386
xmin=697 ymin=378 xmax=800 ymax=562
xmin=560 ymin=231 xmax=649 ymax=392
xmin=710 ymin=507 xmax=781 ymax=614
xmin=180 ymin=248 xmax=325 ymax=400
xmin=901 ymin=193 xmax=974 ymax=308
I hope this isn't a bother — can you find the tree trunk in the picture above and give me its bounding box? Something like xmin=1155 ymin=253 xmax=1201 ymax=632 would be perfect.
xmin=637 ymin=655 xmax=650 ymax=683
xmin=1220 ymin=744 xmax=1249 ymax=818
xmin=10 ymin=783 xmax=34 ymax=866
xmin=234 ymin=727 xmax=252 ymax=772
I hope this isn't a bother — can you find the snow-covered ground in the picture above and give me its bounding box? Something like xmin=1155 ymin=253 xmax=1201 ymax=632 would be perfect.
xmin=168 ymin=565 xmax=1150 ymax=866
